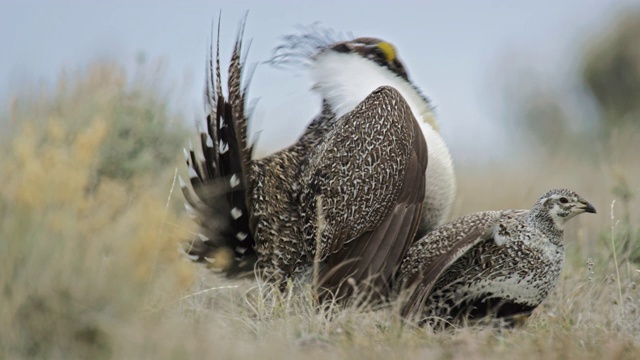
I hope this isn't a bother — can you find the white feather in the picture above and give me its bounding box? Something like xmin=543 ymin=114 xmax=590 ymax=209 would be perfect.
xmin=493 ymin=224 xmax=508 ymax=246
xmin=230 ymin=174 xmax=240 ymax=188
xmin=231 ymin=207 xmax=243 ymax=220
xmin=310 ymin=51 xmax=456 ymax=230
xmin=310 ymin=51 xmax=432 ymax=124
xmin=187 ymin=165 xmax=198 ymax=180
xmin=420 ymin=121 xmax=456 ymax=229
xmin=219 ymin=140 xmax=229 ymax=154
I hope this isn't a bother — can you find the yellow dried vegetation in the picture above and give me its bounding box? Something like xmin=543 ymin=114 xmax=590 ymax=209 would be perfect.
xmin=0 ymin=60 xmax=639 ymax=359
xmin=0 ymin=62 xmax=196 ymax=358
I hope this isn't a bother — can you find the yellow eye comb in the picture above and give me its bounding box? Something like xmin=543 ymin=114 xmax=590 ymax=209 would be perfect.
xmin=376 ymin=42 xmax=397 ymax=63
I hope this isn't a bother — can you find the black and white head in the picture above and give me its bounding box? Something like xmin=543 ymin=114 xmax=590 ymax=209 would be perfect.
xmin=270 ymin=26 xmax=437 ymax=129
xmin=323 ymin=37 xmax=411 ymax=80
xmin=532 ymin=189 xmax=596 ymax=230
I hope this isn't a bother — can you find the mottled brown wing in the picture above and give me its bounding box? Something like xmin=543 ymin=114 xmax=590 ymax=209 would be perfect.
xmin=398 ymin=211 xmax=501 ymax=318
xmin=300 ymin=85 xmax=428 ymax=298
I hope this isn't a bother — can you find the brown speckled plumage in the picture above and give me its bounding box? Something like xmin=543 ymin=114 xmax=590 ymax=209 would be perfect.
xmin=299 ymin=86 xmax=427 ymax=294
xmin=398 ymin=189 xmax=596 ymax=325
xmin=249 ymin=101 xmax=338 ymax=278
xmin=182 ymin=20 xmax=428 ymax=297
xmin=249 ymin=77 xmax=428 ymax=294
xmin=272 ymin=26 xmax=456 ymax=239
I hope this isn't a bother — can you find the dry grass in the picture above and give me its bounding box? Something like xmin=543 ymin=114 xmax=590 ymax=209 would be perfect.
xmin=1 ymin=64 xmax=639 ymax=359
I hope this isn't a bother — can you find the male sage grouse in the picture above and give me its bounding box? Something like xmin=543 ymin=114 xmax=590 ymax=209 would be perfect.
xmin=180 ymin=19 xmax=453 ymax=298
xmin=398 ymin=188 xmax=596 ymax=326
xmin=271 ymin=26 xmax=456 ymax=238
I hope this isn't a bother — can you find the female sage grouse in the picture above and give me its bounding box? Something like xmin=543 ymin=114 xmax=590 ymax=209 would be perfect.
xmin=180 ymin=18 xmax=454 ymax=297
xmin=398 ymin=188 xmax=596 ymax=325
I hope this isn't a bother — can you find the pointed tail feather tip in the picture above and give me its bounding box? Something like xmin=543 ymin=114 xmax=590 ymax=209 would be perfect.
xmin=231 ymin=207 xmax=243 ymax=219
xmin=187 ymin=165 xmax=198 ymax=180
xmin=230 ymin=174 xmax=240 ymax=188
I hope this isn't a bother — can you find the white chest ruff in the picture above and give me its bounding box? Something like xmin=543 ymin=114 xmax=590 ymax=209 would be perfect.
xmin=310 ymin=52 xmax=456 ymax=229
xmin=311 ymin=52 xmax=431 ymax=122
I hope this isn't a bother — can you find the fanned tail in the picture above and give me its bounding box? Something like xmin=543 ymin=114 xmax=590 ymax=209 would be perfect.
xmin=179 ymin=15 xmax=256 ymax=276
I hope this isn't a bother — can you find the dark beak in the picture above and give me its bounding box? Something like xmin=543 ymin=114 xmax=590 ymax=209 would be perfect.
xmin=581 ymin=202 xmax=597 ymax=214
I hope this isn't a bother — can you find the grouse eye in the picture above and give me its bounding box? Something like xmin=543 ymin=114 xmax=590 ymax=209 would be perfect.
xmin=559 ymin=197 xmax=569 ymax=204
xmin=331 ymin=43 xmax=351 ymax=53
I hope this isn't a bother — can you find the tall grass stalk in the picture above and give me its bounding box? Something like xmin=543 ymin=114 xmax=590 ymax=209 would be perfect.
xmin=610 ymin=200 xmax=625 ymax=310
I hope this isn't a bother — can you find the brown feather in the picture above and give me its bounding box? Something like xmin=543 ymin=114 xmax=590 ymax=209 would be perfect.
xmin=304 ymin=86 xmax=428 ymax=299
xmin=399 ymin=219 xmax=498 ymax=318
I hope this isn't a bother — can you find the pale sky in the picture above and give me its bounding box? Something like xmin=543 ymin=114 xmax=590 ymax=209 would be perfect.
xmin=1 ymin=0 xmax=637 ymax=162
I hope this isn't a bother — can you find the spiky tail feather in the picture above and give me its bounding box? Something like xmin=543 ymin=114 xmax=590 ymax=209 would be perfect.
xmin=179 ymin=15 xmax=256 ymax=276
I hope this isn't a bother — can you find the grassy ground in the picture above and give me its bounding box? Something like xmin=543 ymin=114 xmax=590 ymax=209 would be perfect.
xmin=1 ymin=63 xmax=639 ymax=359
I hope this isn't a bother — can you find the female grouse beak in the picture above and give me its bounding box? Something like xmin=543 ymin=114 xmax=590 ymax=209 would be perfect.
xmin=580 ymin=201 xmax=597 ymax=214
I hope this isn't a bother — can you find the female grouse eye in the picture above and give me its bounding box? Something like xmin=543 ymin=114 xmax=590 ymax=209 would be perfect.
xmin=559 ymin=197 xmax=569 ymax=204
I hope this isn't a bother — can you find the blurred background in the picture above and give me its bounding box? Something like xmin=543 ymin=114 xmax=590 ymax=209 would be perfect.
xmin=1 ymin=1 xmax=639 ymax=358
xmin=2 ymin=0 xmax=639 ymax=162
